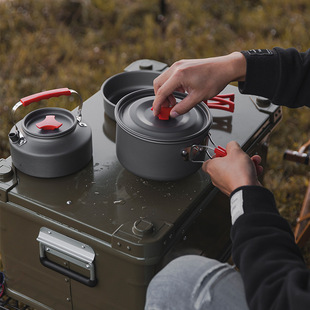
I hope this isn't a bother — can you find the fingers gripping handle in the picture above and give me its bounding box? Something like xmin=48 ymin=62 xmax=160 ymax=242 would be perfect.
xmin=186 ymin=144 xmax=227 ymax=163
xmin=214 ymin=145 xmax=227 ymax=157
xmin=152 ymin=93 xmax=235 ymax=120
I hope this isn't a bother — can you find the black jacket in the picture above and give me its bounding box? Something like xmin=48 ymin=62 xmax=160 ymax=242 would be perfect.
xmin=231 ymin=47 xmax=310 ymax=310
xmin=239 ymin=47 xmax=310 ymax=108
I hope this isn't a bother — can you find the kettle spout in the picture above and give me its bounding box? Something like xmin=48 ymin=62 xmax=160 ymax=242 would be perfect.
xmin=9 ymin=131 xmax=27 ymax=146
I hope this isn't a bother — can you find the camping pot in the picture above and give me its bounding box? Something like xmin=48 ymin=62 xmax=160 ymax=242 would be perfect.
xmin=101 ymin=70 xmax=161 ymax=121
xmin=101 ymin=59 xmax=168 ymax=121
xmin=114 ymin=88 xmax=213 ymax=181
xmin=8 ymin=88 xmax=92 ymax=178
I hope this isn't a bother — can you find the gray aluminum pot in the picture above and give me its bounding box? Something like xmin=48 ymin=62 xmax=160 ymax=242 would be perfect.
xmin=114 ymin=88 xmax=213 ymax=181
xmin=8 ymin=88 xmax=92 ymax=178
xmin=101 ymin=70 xmax=160 ymax=120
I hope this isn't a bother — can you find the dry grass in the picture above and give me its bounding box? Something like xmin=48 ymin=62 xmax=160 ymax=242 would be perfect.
xmin=1 ymin=0 xmax=310 ymax=265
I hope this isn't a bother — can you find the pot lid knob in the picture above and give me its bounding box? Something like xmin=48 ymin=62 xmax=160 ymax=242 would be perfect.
xmin=36 ymin=115 xmax=63 ymax=130
xmin=151 ymin=106 xmax=173 ymax=120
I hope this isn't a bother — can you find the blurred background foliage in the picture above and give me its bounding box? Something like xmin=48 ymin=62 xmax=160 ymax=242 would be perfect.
xmin=1 ymin=0 xmax=310 ymax=263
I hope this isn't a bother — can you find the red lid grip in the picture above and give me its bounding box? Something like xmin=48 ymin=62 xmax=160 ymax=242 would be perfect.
xmin=36 ymin=115 xmax=63 ymax=130
xmin=20 ymin=88 xmax=72 ymax=106
xmin=151 ymin=106 xmax=173 ymax=120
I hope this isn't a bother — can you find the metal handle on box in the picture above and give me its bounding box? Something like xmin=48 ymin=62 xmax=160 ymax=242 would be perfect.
xmin=37 ymin=227 xmax=97 ymax=287
xmin=39 ymin=257 xmax=97 ymax=287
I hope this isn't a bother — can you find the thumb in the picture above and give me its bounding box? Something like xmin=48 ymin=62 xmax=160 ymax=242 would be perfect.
xmin=170 ymin=92 xmax=204 ymax=117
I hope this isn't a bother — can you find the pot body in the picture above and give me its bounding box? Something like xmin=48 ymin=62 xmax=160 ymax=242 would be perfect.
xmin=115 ymin=89 xmax=212 ymax=181
xmin=116 ymin=127 xmax=207 ymax=181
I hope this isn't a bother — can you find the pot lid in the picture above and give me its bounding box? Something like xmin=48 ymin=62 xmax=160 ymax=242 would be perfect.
xmin=115 ymin=89 xmax=212 ymax=142
xmin=22 ymin=107 xmax=77 ymax=138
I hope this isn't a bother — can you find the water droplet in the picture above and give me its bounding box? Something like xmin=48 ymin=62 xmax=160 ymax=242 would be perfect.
xmin=113 ymin=200 xmax=125 ymax=205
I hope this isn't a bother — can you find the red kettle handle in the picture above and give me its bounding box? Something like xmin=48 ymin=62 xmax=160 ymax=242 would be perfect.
xmin=11 ymin=88 xmax=84 ymax=130
xmin=20 ymin=88 xmax=72 ymax=106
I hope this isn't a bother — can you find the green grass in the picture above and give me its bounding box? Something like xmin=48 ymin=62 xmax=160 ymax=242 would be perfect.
xmin=1 ymin=0 xmax=310 ymax=266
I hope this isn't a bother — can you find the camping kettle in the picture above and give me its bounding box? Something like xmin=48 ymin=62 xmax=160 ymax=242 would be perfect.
xmin=8 ymin=88 xmax=92 ymax=178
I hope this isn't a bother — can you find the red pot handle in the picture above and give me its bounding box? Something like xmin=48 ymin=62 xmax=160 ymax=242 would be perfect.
xmin=204 ymin=93 xmax=235 ymax=113
xmin=20 ymin=88 xmax=72 ymax=106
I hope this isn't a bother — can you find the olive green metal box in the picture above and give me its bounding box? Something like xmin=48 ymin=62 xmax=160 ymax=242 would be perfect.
xmin=0 ymin=85 xmax=281 ymax=309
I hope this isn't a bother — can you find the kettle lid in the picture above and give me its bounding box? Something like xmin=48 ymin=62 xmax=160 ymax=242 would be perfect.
xmin=22 ymin=107 xmax=76 ymax=139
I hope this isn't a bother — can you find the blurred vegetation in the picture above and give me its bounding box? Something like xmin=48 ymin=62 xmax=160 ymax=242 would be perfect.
xmin=1 ymin=0 xmax=310 ymax=266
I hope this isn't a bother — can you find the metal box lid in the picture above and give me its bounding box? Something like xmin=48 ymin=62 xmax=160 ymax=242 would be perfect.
xmin=0 ymin=85 xmax=282 ymax=261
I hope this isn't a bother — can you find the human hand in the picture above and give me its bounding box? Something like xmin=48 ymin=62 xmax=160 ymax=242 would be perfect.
xmin=152 ymin=52 xmax=246 ymax=118
xmin=202 ymin=141 xmax=262 ymax=196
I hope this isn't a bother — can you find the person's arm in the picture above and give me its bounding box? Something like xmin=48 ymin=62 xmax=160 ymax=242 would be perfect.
xmin=239 ymin=47 xmax=310 ymax=108
xmin=203 ymin=141 xmax=310 ymax=310
xmin=152 ymin=47 xmax=310 ymax=117
xmin=152 ymin=52 xmax=246 ymax=117
xmin=230 ymin=186 xmax=310 ymax=310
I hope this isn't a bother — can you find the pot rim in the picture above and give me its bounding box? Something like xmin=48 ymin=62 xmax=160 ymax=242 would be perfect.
xmin=101 ymin=70 xmax=161 ymax=120
xmin=101 ymin=70 xmax=161 ymax=98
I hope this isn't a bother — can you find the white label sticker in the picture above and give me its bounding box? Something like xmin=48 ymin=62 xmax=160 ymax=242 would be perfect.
xmin=230 ymin=190 xmax=244 ymax=225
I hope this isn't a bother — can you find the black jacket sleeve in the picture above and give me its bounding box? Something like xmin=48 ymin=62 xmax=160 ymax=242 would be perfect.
xmin=238 ymin=47 xmax=310 ymax=108
xmin=230 ymin=186 xmax=310 ymax=310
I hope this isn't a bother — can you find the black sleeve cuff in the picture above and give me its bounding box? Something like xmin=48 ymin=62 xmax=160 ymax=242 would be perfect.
xmin=230 ymin=185 xmax=279 ymax=216
xmin=238 ymin=49 xmax=279 ymax=102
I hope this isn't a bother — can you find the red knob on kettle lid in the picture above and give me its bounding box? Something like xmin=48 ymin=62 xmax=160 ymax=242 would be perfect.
xmin=36 ymin=115 xmax=63 ymax=130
